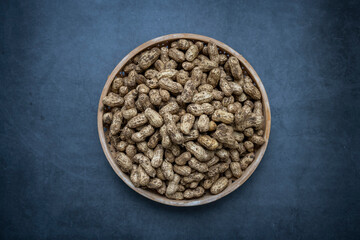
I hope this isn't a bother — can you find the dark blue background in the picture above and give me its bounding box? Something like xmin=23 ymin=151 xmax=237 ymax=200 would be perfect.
xmin=1 ymin=0 xmax=359 ymax=239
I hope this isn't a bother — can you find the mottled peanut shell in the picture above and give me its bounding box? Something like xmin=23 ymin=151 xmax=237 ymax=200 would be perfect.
xmin=182 ymin=172 xmax=205 ymax=184
xmin=187 ymin=104 xmax=204 ymax=116
xmin=126 ymin=70 xmax=137 ymax=88
xmin=175 ymin=152 xmax=192 ymax=166
xmin=138 ymin=165 xmax=150 ymax=187
xmin=159 ymin=125 xmax=171 ymax=148
xmin=125 ymin=145 xmax=137 ymax=158
xmin=208 ymin=42 xmax=220 ymax=63
xmin=198 ymin=59 xmax=218 ymax=72
xmin=165 ymin=59 xmax=178 ymax=69
xmin=130 ymin=165 xmax=141 ymax=187
xmin=207 ymin=67 xmax=221 ymax=87
xmin=212 ymin=90 xmax=224 ymax=101
xmin=225 ymin=169 xmax=233 ymax=179
xmin=208 ymin=163 xmax=229 ymax=177
xmin=166 ymin=174 xmax=181 ymax=195
xmin=183 ymin=129 xmax=199 ymax=142
xmin=127 ymin=113 xmax=148 ymax=128
xmin=230 ymin=162 xmax=242 ymax=178
xmin=250 ymin=135 xmax=265 ymax=145
xmin=228 ymin=56 xmax=243 ymax=80
xmin=244 ymin=141 xmax=254 ymax=152
xmin=188 ymin=158 xmax=208 ymax=173
xmin=154 ymin=59 xmax=165 ymax=71
xmin=103 ymin=92 xmax=124 ymax=107
xmin=180 ymin=80 xmax=196 ymax=103
xmin=120 ymin=126 xmax=134 ymax=141
xmin=176 ymin=70 xmax=189 ymax=86
xmin=216 ymin=149 xmax=230 ymax=160
xmin=159 ymin=101 xmax=179 ymax=115
xmin=184 ymin=141 xmax=214 ymax=162
xmin=185 ymin=44 xmax=200 ymax=62
xmin=180 ymin=113 xmax=195 ymax=135
xmin=219 ymin=78 xmax=233 ymax=97
xmin=138 ymin=47 xmax=161 ymax=70
xmin=222 ymin=96 xmax=234 ymax=108
xmin=156 ymin=168 xmax=166 ymax=181
xmin=135 ymin=93 xmax=153 ymax=112
xmin=213 ymin=124 xmax=237 ymax=147
xmin=198 ymin=135 xmax=219 ymax=151
xmin=144 ymin=108 xmax=164 ymax=128
xmin=109 ymin=111 xmax=123 ymax=136
xmin=230 ymin=149 xmax=241 ymax=162
xmin=123 ymin=63 xmax=138 ymax=74
xmin=136 ymin=154 xmax=155 ymax=177
xmin=136 ymin=141 xmax=154 ymax=159
xmin=184 ymin=186 xmax=205 ymax=199
xmin=212 ymin=109 xmax=234 ymax=124
xmin=202 ymin=174 xmax=219 ymax=189
xmin=157 ymin=69 xmax=178 ymax=80
xmin=157 ymin=182 xmax=166 ymax=195
xmin=198 ymin=84 xmax=213 ymax=92
xmin=116 ymin=152 xmax=132 ymax=173
xmin=182 ymin=61 xmax=195 ymax=71
xmin=191 ymin=67 xmax=203 ymax=86
xmin=159 ymin=89 xmax=170 ymax=102
xmin=237 ymin=114 xmax=264 ymax=131
xmin=169 ymin=144 xmax=181 ymax=157
xmin=131 ymin=125 xmax=155 ymax=143
xmin=173 ymin=165 xmax=191 ymax=176
xmin=178 ymin=39 xmax=190 ymax=50
xmin=206 ymin=156 xmax=220 ymax=167
xmin=148 ymin=89 xmax=162 ymax=106
xmin=195 ymin=41 xmax=204 ymax=51
xmin=240 ymin=153 xmax=255 ymax=170
xmin=147 ymin=178 xmax=163 ymax=189
xmin=160 ymin=47 xmax=170 ymax=62
xmin=115 ymin=141 xmax=127 ymax=152
xmin=163 ymin=113 xmax=184 ymax=145
xmin=243 ymin=82 xmax=261 ymax=100
xmin=161 ymin=160 xmax=174 ymax=181
xmin=123 ymin=89 xmax=138 ymax=108
xmin=151 ymin=145 xmax=164 ymax=168
xmin=148 ymin=131 xmax=160 ymax=149
xmin=208 ymin=121 xmax=217 ymax=131
xmin=166 ymin=192 xmax=184 ymax=200
xmin=111 ymin=77 xmax=123 ymax=93
xmin=103 ymin=112 xmax=113 ymax=124
xmin=229 ymin=81 xmax=243 ymax=95
xmin=244 ymin=127 xmax=254 ymax=137
xmin=144 ymin=69 xmax=159 ymax=79
xmin=122 ymin=108 xmax=137 ymax=120
xmin=253 ymin=100 xmax=263 ymax=116
xmin=158 ymin=78 xmax=183 ymax=93
xmin=192 ymin=91 xmax=213 ymax=104
xmin=145 ymin=78 xmax=159 ymax=89
xmin=198 ymin=115 xmax=210 ymax=133
xmin=219 ymin=54 xmax=228 ymax=65
xmin=244 ymin=100 xmax=254 ymax=110
xmin=168 ymin=48 xmax=185 ymax=62
xmin=210 ymin=177 xmax=229 ymax=194
xmin=234 ymin=105 xmax=252 ymax=125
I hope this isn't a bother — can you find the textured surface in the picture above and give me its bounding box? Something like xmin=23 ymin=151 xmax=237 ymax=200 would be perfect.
xmin=1 ymin=0 xmax=359 ymax=239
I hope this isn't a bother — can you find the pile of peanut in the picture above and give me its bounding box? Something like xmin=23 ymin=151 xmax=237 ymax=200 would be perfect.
xmin=102 ymin=39 xmax=265 ymax=200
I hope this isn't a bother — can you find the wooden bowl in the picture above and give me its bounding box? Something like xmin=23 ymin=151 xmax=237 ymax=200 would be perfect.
xmin=97 ymin=33 xmax=271 ymax=206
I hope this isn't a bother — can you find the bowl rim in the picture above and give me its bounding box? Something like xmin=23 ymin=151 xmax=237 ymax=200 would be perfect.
xmin=97 ymin=33 xmax=271 ymax=207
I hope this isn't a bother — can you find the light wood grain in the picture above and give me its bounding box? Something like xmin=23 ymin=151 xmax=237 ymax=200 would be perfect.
xmin=97 ymin=33 xmax=271 ymax=207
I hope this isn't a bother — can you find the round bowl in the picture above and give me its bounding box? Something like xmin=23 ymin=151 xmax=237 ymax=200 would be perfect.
xmin=98 ymin=33 xmax=271 ymax=206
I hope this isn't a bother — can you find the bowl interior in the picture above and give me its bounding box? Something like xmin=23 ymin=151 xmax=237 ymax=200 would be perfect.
xmin=97 ymin=33 xmax=271 ymax=206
